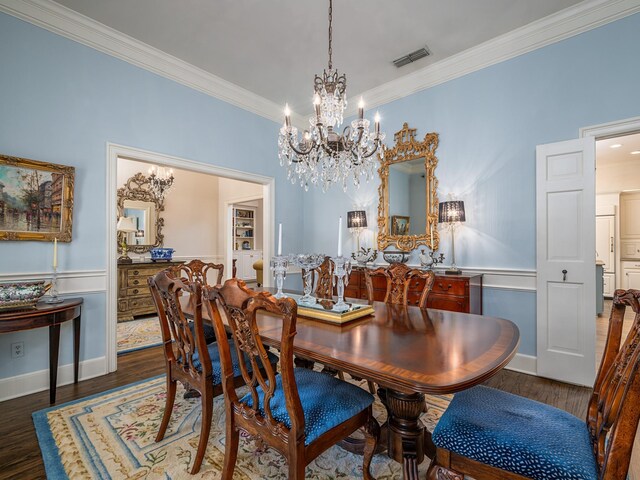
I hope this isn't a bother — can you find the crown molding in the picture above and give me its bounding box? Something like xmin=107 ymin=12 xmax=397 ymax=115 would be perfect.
xmin=345 ymin=0 xmax=640 ymax=117
xmin=1 ymin=0 xmax=636 ymax=126
xmin=0 ymin=0 xmax=307 ymax=125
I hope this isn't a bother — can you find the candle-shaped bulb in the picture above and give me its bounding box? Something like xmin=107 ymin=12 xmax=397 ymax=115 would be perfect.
xmin=284 ymin=104 xmax=291 ymax=128
xmin=374 ymin=111 xmax=381 ymax=134
xmin=313 ymin=94 xmax=321 ymax=119
xmin=358 ymin=97 xmax=365 ymax=119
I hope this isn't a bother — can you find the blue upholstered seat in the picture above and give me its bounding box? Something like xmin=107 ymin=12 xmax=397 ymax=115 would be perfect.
xmin=188 ymin=321 xmax=216 ymax=344
xmin=190 ymin=340 xmax=278 ymax=386
xmin=240 ymin=368 xmax=374 ymax=445
xmin=432 ymin=385 xmax=598 ymax=480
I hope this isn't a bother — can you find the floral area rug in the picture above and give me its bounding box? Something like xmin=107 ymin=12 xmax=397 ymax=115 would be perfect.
xmin=33 ymin=375 xmax=451 ymax=479
xmin=117 ymin=317 xmax=163 ymax=354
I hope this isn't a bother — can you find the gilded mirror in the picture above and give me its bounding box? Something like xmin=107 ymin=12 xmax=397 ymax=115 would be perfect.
xmin=117 ymin=172 xmax=164 ymax=254
xmin=377 ymin=123 xmax=439 ymax=252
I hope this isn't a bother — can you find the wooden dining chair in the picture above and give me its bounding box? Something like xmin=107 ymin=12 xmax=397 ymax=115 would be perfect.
xmin=148 ymin=271 xmax=276 ymax=474
xmin=428 ymin=288 xmax=640 ymax=480
xmin=203 ymin=278 xmax=380 ymax=480
xmin=364 ymin=263 xmax=435 ymax=309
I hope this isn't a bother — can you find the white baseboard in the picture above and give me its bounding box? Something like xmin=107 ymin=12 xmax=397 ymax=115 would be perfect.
xmin=0 ymin=355 xmax=107 ymax=402
xmin=504 ymin=353 xmax=537 ymax=376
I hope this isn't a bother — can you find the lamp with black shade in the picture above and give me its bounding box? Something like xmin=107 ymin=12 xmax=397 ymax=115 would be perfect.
xmin=347 ymin=210 xmax=367 ymax=254
xmin=438 ymin=201 xmax=466 ymax=275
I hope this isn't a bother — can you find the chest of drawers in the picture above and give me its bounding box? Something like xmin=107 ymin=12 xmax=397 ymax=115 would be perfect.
xmin=117 ymin=260 xmax=183 ymax=322
xmin=345 ymin=267 xmax=482 ymax=314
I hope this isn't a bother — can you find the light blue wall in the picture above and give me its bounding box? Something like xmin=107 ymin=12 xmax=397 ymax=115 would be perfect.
xmin=0 ymin=13 xmax=304 ymax=379
xmin=303 ymin=13 xmax=640 ymax=356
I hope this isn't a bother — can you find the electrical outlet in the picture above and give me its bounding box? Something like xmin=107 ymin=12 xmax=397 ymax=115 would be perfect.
xmin=11 ymin=342 xmax=24 ymax=359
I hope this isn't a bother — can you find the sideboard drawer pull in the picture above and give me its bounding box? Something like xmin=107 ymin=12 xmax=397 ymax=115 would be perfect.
xmin=133 ymin=279 xmax=140 ymax=285
xmin=133 ymin=270 xmax=139 ymax=275
xmin=133 ymin=289 xmax=139 ymax=294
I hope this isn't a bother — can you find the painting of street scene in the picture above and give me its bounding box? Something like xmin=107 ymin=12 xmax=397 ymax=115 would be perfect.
xmin=0 ymin=155 xmax=75 ymax=241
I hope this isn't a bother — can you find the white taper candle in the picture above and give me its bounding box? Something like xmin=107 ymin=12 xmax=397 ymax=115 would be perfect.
xmin=337 ymin=217 xmax=343 ymax=257
xmin=53 ymin=237 xmax=58 ymax=269
xmin=278 ymin=223 xmax=282 ymax=256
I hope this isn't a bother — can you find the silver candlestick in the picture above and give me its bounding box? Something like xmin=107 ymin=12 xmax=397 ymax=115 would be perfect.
xmin=46 ymin=267 xmax=63 ymax=304
xmin=270 ymin=255 xmax=289 ymax=299
xmin=332 ymin=255 xmax=352 ymax=312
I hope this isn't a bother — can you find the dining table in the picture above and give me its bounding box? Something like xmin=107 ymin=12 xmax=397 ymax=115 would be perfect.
xmin=182 ymin=288 xmax=520 ymax=479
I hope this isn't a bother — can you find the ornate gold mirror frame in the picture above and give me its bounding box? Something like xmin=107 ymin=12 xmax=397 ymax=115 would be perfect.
xmin=377 ymin=123 xmax=439 ymax=252
xmin=116 ymin=172 xmax=164 ymax=254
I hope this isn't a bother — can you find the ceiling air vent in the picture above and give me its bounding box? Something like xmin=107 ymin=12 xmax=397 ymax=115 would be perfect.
xmin=393 ymin=47 xmax=430 ymax=68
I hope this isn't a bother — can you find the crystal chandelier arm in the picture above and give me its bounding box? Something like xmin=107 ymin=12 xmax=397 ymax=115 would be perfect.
xmin=359 ymin=138 xmax=383 ymax=159
xmin=286 ymin=131 xmax=316 ymax=157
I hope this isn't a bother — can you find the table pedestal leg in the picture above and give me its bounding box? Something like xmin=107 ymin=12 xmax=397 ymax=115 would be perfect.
xmin=384 ymin=388 xmax=426 ymax=480
xmin=49 ymin=323 xmax=61 ymax=404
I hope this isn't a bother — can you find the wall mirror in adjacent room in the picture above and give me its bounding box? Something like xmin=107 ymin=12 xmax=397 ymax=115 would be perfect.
xmin=116 ymin=172 xmax=164 ymax=253
xmin=377 ymin=123 xmax=439 ymax=252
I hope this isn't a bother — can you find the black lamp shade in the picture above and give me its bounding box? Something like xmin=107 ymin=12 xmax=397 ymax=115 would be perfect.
xmin=438 ymin=201 xmax=466 ymax=223
xmin=347 ymin=210 xmax=367 ymax=229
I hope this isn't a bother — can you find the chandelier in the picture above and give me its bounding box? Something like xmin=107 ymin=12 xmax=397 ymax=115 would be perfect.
xmin=278 ymin=0 xmax=385 ymax=192
xmin=147 ymin=165 xmax=174 ymax=201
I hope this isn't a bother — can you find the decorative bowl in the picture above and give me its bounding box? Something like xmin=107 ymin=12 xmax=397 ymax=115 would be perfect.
xmin=0 ymin=281 xmax=49 ymax=311
xmin=382 ymin=251 xmax=409 ymax=264
xmin=150 ymin=248 xmax=175 ymax=262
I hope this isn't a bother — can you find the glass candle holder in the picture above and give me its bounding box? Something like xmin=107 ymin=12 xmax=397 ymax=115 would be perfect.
xmin=289 ymin=253 xmax=325 ymax=304
xmin=332 ymin=255 xmax=352 ymax=312
xmin=270 ymin=255 xmax=289 ymax=299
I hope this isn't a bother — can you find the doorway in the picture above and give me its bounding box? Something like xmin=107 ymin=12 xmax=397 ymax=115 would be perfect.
xmin=106 ymin=143 xmax=275 ymax=373
xmin=594 ymin=131 xmax=640 ymax=368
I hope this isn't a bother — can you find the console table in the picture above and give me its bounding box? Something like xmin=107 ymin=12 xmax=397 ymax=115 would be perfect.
xmin=117 ymin=260 xmax=183 ymax=321
xmin=0 ymin=298 xmax=83 ymax=404
xmin=345 ymin=266 xmax=483 ymax=314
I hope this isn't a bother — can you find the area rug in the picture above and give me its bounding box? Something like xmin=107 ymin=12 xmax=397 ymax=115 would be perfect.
xmin=117 ymin=317 xmax=163 ymax=354
xmin=33 ymin=375 xmax=451 ymax=479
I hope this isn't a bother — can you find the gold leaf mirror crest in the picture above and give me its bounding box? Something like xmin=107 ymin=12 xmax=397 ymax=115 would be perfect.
xmin=116 ymin=172 xmax=164 ymax=254
xmin=377 ymin=123 xmax=439 ymax=252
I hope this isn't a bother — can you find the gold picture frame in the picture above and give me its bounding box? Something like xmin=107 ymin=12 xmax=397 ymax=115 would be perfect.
xmin=391 ymin=215 xmax=410 ymax=236
xmin=0 ymin=154 xmax=75 ymax=242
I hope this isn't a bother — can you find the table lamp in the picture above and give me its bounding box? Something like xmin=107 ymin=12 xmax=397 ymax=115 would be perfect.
xmin=438 ymin=201 xmax=466 ymax=274
xmin=117 ymin=216 xmax=137 ymax=264
xmin=347 ymin=210 xmax=367 ymax=253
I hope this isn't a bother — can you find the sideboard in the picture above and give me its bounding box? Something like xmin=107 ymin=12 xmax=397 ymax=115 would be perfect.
xmin=345 ymin=266 xmax=483 ymax=314
xmin=117 ymin=260 xmax=183 ymax=321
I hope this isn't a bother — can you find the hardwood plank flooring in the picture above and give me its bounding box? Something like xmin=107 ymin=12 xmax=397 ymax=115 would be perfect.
xmin=0 ymin=345 xmax=636 ymax=479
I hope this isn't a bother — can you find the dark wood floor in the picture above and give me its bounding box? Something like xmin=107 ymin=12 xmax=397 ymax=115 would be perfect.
xmin=0 ymin=346 xmax=631 ymax=480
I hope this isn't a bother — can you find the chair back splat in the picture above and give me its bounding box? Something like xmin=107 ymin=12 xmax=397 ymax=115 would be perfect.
xmin=171 ymin=259 xmax=224 ymax=286
xmin=365 ymin=263 xmax=435 ymax=308
xmin=588 ymin=289 xmax=640 ymax=479
xmin=149 ymin=272 xmax=211 ymax=382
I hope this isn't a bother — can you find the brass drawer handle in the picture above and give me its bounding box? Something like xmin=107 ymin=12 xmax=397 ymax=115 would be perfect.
xmin=438 ymin=283 xmax=453 ymax=290
xmin=133 ymin=289 xmax=139 ymax=294
xmin=133 ymin=270 xmax=139 ymax=275
xmin=133 ymin=279 xmax=139 ymax=285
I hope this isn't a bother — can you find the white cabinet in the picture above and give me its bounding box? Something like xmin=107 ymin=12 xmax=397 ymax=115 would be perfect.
xmin=621 ymin=192 xmax=640 ymax=239
xmin=621 ymin=240 xmax=640 ymax=260
xmin=603 ymin=273 xmax=615 ymax=297
xmin=622 ymin=261 xmax=640 ymax=290
xmin=233 ymin=250 xmax=263 ymax=280
xmin=596 ymin=215 xmax=615 ymax=272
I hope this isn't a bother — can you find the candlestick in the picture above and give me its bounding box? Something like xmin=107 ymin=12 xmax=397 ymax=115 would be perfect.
xmin=53 ymin=237 xmax=58 ymax=269
xmin=278 ymin=223 xmax=282 ymax=256
xmin=332 ymin=255 xmax=352 ymax=312
xmin=337 ymin=217 xmax=343 ymax=257
xmin=270 ymin=255 xmax=289 ymax=299
xmin=46 ymin=266 xmax=63 ymax=304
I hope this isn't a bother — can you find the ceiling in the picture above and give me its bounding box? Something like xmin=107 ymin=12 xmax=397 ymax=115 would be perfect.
xmin=597 ymin=132 xmax=640 ymax=167
xmin=53 ymin=0 xmax=584 ymax=116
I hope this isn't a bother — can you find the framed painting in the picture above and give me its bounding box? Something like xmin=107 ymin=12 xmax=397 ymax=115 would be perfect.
xmin=391 ymin=215 xmax=410 ymax=236
xmin=0 ymin=155 xmax=75 ymax=242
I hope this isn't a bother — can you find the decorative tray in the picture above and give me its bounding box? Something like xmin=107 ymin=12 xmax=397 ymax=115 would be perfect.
xmin=287 ymin=293 xmax=374 ymax=325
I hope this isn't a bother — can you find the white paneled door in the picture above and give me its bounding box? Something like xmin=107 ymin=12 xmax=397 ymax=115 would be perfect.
xmin=536 ymin=137 xmax=595 ymax=386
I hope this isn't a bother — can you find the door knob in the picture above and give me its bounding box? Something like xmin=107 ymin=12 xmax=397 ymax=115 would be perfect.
xmin=562 ymin=269 xmax=567 ymax=281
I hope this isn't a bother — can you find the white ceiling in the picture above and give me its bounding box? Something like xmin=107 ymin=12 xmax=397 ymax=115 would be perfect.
xmin=53 ymin=0 xmax=584 ymax=115
xmin=597 ymin=132 xmax=640 ymax=167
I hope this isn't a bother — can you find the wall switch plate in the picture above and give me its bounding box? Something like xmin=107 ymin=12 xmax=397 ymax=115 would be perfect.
xmin=11 ymin=341 xmax=24 ymax=359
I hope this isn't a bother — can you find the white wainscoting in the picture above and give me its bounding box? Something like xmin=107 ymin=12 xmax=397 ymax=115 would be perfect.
xmin=0 ymin=269 xmax=107 ymax=295
xmin=0 ymin=356 xmax=107 ymax=402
